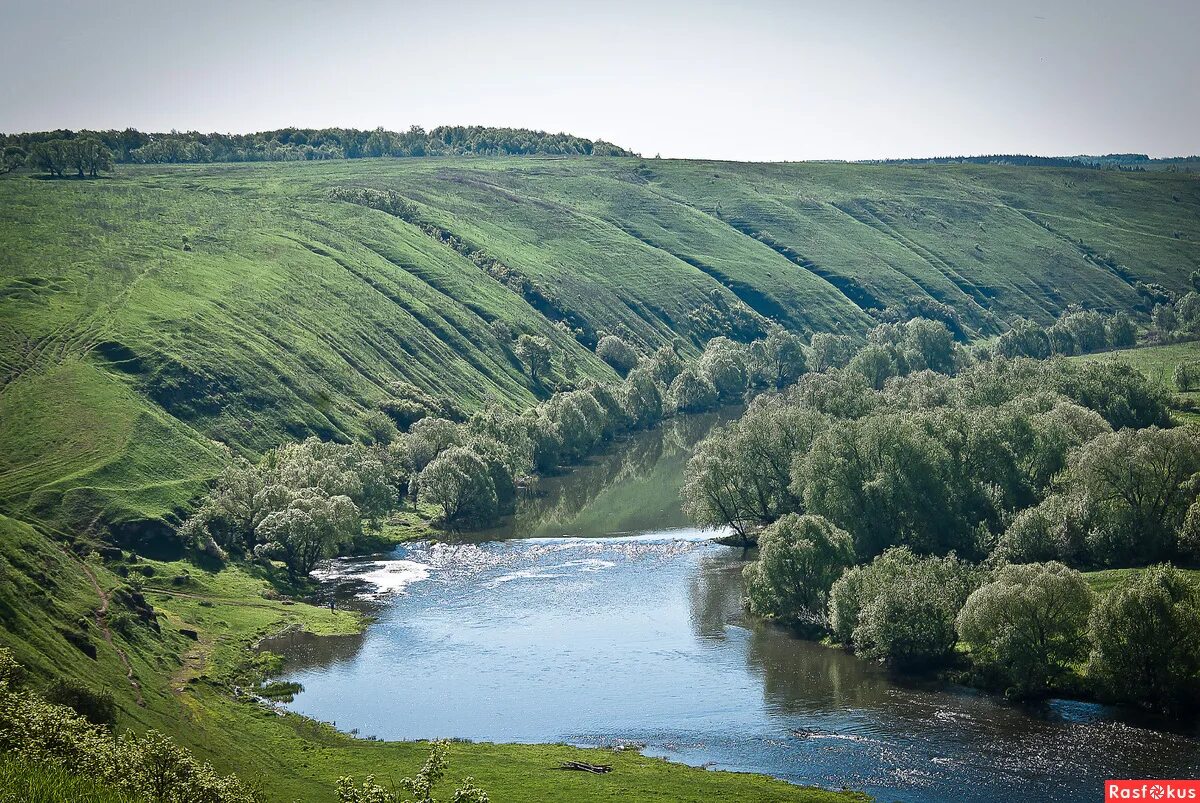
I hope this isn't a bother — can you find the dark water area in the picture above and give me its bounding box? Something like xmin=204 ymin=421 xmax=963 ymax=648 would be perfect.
xmin=267 ymin=412 xmax=1200 ymax=802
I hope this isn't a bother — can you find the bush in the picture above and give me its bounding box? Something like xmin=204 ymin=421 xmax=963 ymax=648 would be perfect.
xmin=0 ymin=648 xmax=258 ymax=803
xmin=43 ymin=679 xmax=117 ymax=727
xmin=743 ymin=514 xmax=854 ymax=628
xmin=1087 ymin=564 xmax=1200 ymax=713
xmin=956 ymin=562 xmax=1093 ymax=695
xmin=1174 ymin=361 xmax=1200 ymax=392
xmin=595 ymin=335 xmax=639 ymax=376
xmin=828 ymin=548 xmax=977 ymax=667
xmin=336 ymin=740 xmax=487 ymax=803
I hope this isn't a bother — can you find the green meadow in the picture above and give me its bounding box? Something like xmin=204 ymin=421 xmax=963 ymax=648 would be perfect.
xmin=2 ymin=156 xmax=1199 ymax=801
xmin=2 ymin=158 xmax=1196 ymax=542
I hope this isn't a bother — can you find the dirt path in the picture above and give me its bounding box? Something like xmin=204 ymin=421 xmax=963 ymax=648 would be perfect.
xmin=67 ymin=548 xmax=146 ymax=707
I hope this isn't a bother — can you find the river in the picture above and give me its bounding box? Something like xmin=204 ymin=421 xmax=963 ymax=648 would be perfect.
xmin=266 ymin=411 xmax=1200 ymax=802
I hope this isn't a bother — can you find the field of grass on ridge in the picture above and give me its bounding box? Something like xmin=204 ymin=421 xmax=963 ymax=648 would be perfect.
xmin=2 ymin=157 xmax=1197 ymax=541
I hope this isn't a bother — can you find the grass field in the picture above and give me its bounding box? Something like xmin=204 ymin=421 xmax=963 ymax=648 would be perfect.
xmin=1084 ymin=566 xmax=1200 ymax=595
xmin=3 ymin=156 xmax=1199 ymax=801
xmin=1 ymin=158 xmax=1198 ymax=539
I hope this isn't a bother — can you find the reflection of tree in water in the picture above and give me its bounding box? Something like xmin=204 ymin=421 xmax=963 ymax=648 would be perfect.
xmin=688 ymin=545 xmax=897 ymax=716
xmin=258 ymin=628 xmax=368 ymax=674
xmin=480 ymin=410 xmax=735 ymax=539
xmin=744 ymin=621 xmax=897 ymax=716
xmin=688 ymin=550 xmax=749 ymax=642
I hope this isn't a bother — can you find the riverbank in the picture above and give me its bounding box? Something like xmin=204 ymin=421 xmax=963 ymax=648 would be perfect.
xmin=133 ymin=550 xmax=868 ymax=802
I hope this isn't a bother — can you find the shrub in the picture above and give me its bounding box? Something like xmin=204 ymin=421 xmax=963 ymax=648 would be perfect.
xmin=956 ymin=562 xmax=1094 ymax=695
xmin=829 ymin=548 xmax=978 ymax=667
xmin=595 ymin=334 xmax=639 ymax=376
xmin=43 ymin=679 xmax=117 ymax=727
xmin=336 ymin=740 xmax=488 ymax=803
xmin=743 ymin=514 xmax=854 ymax=628
xmin=0 ymin=648 xmax=258 ymax=803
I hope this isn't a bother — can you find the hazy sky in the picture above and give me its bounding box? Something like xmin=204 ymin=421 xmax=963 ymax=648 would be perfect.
xmin=3 ymin=0 xmax=1197 ymax=161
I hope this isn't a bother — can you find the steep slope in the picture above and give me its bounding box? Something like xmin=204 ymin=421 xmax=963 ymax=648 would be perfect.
xmin=1 ymin=157 xmax=1198 ymax=539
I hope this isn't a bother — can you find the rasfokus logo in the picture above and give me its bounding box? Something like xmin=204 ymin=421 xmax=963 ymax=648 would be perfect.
xmin=1107 ymin=781 xmax=1200 ymax=800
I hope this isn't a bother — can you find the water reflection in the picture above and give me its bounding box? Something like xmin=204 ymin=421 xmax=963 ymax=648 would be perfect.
xmin=476 ymin=409 xmax=736 ymax=539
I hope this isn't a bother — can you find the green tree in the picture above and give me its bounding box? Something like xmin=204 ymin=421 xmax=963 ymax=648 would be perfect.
xmin=956 ymin=562 xmax=1094 ymax=695
xmin=75 ymin=136 xmax=114 ymax=177
xmin=898 ymin=318 xmax=958 ymax=373
xmin=996 ymin=318 xmax=1051 ymax=359
xmin=681 ymin=429 xmax=754 ymax=543
xmin=515 ymin=334 xmax=553 ymax=383
xmin=847 ymin=344 xmax=900 ymax=390
xmin=256 ymin=492 xmax=360 ymax=582
xmin=829 ymin=548 xmax=977 ymax=667
xmin=361 ymin=410 xmax=399 ymax=445
xmin=1180 ymin=498 xmax=1200 ymax=562
xmin=595 ymin=334 xmax=639 ymax=376
xmin=1087 ymin=565 xmax=1200 ymax=712
xmin=26 ymin=140 xmax=69 ymax=177
xmin=743 ymin=514 xmax=854 ymax=628
xmin=416 ymin=447 xmax=499 ymax=528
xmin=1152 ymin=303 xmax=1178 ymax=337
xmin=406 ymin=417 xmax=465 ymax=472
xmin=1066 ymin=427 xmax=1200 ymax=566
xmin=799 ymin=412 xmax=969 ymax=558
xmin=620 ymin=366 xmax=664 ymax=429
xmin=809 ymin=332 xmax=856 ymax=372
xmin=1174 ymin=361 xmax=1200 ymax=392
xmin=1105 ymin=312 xmax=1137 ymax=348
xmin=698 ymin=337 xmax=749 ymax=401
xmin=0 ymin=145 xmax=26 ymax=174
xmin=667 ymin=367 xmax=718 ymax=414
xmin=542 ymin=389 xmax=606 ymax=461
xmin=751 ymin=327 xmax=807 ymax=389
xmin=646 ymin=342 xmax=685 ymax=385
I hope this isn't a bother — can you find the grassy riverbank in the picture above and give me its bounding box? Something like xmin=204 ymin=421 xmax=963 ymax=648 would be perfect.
xmin=0 ymin=514 xmax=865 ymax=802
xmin=120 ymin=559 xmax=871 ymax=803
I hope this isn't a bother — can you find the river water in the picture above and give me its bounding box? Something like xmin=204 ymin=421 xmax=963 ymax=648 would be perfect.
xmin=268 ymin=412 xmax=1200 ymax=802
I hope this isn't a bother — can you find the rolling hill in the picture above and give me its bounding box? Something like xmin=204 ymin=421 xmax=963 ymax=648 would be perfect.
xmin=1 ymin=155 xmax=1198 ymax=542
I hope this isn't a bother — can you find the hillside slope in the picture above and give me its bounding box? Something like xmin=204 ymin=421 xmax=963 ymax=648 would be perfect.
xmin=1 ymin=157 xmax=1198 ymax=538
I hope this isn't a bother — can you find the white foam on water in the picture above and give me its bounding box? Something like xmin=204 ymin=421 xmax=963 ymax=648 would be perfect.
xmin=485 ymin=558 xmax=617 ymax=587
xmin=311 ymin=559 xmax=431 ymax=598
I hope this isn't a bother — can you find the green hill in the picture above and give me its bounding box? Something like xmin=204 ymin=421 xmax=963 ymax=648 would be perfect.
xmin=2 ymin=157 xmax=1197 ymax=540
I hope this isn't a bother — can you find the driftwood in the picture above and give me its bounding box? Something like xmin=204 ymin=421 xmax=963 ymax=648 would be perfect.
xmin=556 ymin=761 xmax=613 ymax=774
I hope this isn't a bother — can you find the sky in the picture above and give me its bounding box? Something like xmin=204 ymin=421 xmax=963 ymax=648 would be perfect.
xmin=3 ymin=0 xmax=1198 ymax=161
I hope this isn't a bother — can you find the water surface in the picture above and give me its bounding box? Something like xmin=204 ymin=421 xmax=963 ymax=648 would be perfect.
xmin=271 ymin=413 xmax=1200 ymax=802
